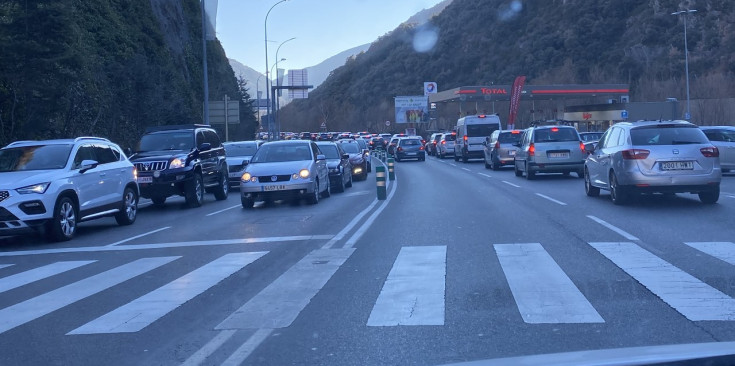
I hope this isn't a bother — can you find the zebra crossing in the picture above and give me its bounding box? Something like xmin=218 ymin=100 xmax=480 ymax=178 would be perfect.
xmin=0 ymin=241 xmax=734 ymax=338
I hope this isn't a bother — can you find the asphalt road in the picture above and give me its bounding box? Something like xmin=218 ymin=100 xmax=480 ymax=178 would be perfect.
xmin=1 ymin=155 xmax=735 ymax=365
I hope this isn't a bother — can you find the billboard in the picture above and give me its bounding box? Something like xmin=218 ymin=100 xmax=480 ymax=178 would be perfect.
xmin=395 ymin=96 xmax=429 ymax=123
xmin=288 ymin=69 xmax=309 ymax=99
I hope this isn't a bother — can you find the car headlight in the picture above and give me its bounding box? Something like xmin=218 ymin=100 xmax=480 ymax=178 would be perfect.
xmin=299 ymin=169 xmax=310 ymax=179
xmin=241 ymin=172 xmax=251 ymax=182
xmin=169 ymin=157 xmax=186 ymax=169
xmin=16 ymin=182 xmax=50 ymax=194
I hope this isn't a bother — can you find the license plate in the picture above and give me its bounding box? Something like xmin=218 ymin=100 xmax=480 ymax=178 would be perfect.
xmin=407 ymin=152 xmax=416 ymax=156
xmin=661 ymin=161 xmax=693 ymax=170
xmin=508 ymin=150 xmax=516 ymax=156
xmin=137 ymin=176 xmax=152 ymax=183
xmin=229 ymin=173 xmax=241 ymax=178
xmin=548 ymin=152 xmax=569 ymax=158
xmin=262 ymin=185 xmax=286 ymax=192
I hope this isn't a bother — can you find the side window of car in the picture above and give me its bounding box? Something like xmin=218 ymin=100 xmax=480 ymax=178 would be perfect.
xmin=311 ymin=143 xmax=320 ymax=159
xmin=205 ymin=130 xmax=221 ymax=148
xmin=110 ymin=145 xmax=122 ymax=161
xmin=597 ymin=129 xmax=612 ymax=149
xmin=196 ymin=131 xmax=206 ymax=148
xmin=606 ymin=128 xmax=622 ymax=148
xmin=72 ymin=144 xmax=96 ymax=169
xmin=617 ymin=128 xmax=628 ymax=146
xmin=94 ymin=145 xmax=118 ymax=164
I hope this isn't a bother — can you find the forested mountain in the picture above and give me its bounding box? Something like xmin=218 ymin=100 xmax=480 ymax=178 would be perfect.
xmin=0 ymin=0 xmax=257 ymax=147
xmin=279 ymin=0 xmax=735 ymax=132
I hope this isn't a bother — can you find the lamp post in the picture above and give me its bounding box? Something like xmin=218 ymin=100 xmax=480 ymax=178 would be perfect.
xmin=270 ymin=58 xmax=285 ymax=140
xmin=255 ymin=74 xmax=264 ymax=130
xmin=671 ymin=9 xmax=697 ymax=121
xmin=264 ymin=0 xmax=289 ymax=140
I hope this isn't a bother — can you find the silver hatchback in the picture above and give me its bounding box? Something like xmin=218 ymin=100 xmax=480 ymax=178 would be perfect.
xmin=584 ymin=121 xmax=721 ymax=204
xmin=513 ymin=126 xmax=586 ymax=179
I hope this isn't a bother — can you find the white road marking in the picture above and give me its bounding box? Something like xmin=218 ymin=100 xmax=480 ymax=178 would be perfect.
xmin=684 ymin=242 xmax=735 ymax=266
xmin=586 ymin=216 xmax=640 ymax=241
xmin=535 ymin=193 xmax=567 ymax=206
xmin=0 ymin=261 xmax=95 ymax=294
xmin=0 ymin=256 xmax=179 ymax=334
xmin=0 ymin=264 xmax=13 ymax=270
xmin=0 ymin=235 xmax=333 ymax=257
xmin=341 ymin=191 xmax=371 ymax=198
xmin=478 ymin=173 xmax=492 ymax=178
xmin=68 ymin=252 xmax=267 ymax=334
xmin=591 ymin=242 xmax=735 ymax=321
xmin=105 ymin=227 xmax=171 ymax=247
xmin=206 ymin=204 xmax=241 ymax=217
xmin=502 ymin=180 xmax=521 ymax=188
xmin=495 ymin=243 xmax=604 ymax=323
xmin=436 ymin=160 xmax=446 ymax=163
xmin=449 ymin=163 xmax=457 ymax=167
xmin=344 ymin=179 xmax=398 ymax=249
xmin=367 ymin=246 xmax=446 ymax=326
xmin=461 ymin=167 xmax=471 ymax=172
xmin=221 ymin=329 xmax=274 ymax=366
xmin=180 ymin=330 xmax=237 ymax=366
xmin=216 ymin=248 xmax=354 ymax=329
xmin=322 ymin=200 xmax=378 ymax=249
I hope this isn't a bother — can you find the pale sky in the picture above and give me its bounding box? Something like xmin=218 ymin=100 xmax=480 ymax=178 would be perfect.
xmin=215 ymin=0 xmax=447 ymax=72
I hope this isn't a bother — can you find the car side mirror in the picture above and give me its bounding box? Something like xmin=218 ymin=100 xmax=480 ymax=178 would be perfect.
xmin=342 ymin=153 xmax=350 ymax=160
xmin=316 ymin=154 xmax=326 ymax=161
xmin=79 ymin=160 xmax=99 ymax=173
xmin=198 ymin=142 xmax=211 ymax=151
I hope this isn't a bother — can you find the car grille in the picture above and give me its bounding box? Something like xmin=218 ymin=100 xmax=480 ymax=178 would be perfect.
xmin=0 ymin=191 xmax=8 ymax=203
xmin=257 ymin=175 xmax=291 ymax=183
xmin=135 ymin=161 xmax=168 ymax=172
xmin=229 ymin=164 xmax=244 ymax=173
xmin=0 ymin=207 xmax=18 ymax=221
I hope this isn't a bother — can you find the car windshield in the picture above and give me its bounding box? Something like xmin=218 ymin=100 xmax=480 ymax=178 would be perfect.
xmin=318 ymin=144 xmax=340 ymax=159
xmin=498 ymin=132 xmax=522 ymax=143
xmin=250 ymin=143 xmax=312 ymax=163
xmin=580 ymin=133 xmax=603 ymax=142
xmin=467 ymin=124 xmax=498 ymax=137
xmin=224 ymin=142 xmax=258 ymax=157
xmin=534 ymin=128 xmax=579 ymax=142
xmin=0 ymin=144 xmax=73 ymax=172
xmin=444 ymin=134 xmax=456 ymax=141
xmin=704 ymin=129 xmax=735 ymax=142
xmin=339 ymin=143 xmax=360 ymax=153
xmin=631 ymin=126 xmax=709 ymax=145
xmin=400 ymin=139 xmax=421 ymax=146
xmin=137 ymin=132 xmax=194 ymax=152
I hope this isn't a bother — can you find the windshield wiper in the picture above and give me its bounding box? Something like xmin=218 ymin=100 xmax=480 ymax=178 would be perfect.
xmin=671 ymin=140 xmax=700 ymax=145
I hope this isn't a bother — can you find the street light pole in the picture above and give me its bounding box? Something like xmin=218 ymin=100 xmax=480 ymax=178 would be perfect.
xmin=273 ymin=37 xmax=295 ymax=140
xmin=271 ymin=58 xmax=285 ymax=139
xmin=201 ymin=0 xmax=210 ymax=124
xmin=255 ymin=74 xmax=263 ymax=131
xmin=672 ymin=9 xmax=697 ymax=121
xmin=265 ymin=0 xmax=288 ymax=141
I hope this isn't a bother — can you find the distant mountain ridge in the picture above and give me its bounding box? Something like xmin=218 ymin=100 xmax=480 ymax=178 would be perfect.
xmin=228 ymin=58 xmax=266 ymax=99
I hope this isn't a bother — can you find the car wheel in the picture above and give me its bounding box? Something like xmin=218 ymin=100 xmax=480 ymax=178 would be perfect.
xmin=454 ymin=153 xmax=459 ymax=162
xmin=367 ymin=161 xmax=372 ymax=173
xmin=46 ymin=196 xmax=77 ymax=242
xmin=185 ymin=173 xmax=204 ymax=208
xmin=335 ymin=174 xmax=346 ymax=193
xmin=151 ymin=196 xmax=166 ymax=205
xmin=321 ymin=178 xmax=331 ymax=198
xmin=346 ymin=173 xmax=353 ymax=188
xmin=213 ymin=169 xmax=229 ymax=200
xmin=577 ymin=169 xmax=585 ymax=179
xmin=584 ymin=168 xmax=600 ymax=197
xmin=241 ymin=196 xmax=255 ymax=209
xmin=609 ymin=171 xmax=628 ymax=205
xmin=115 ymin=187 xmax=138 ymax=225
xmin=484 ymin=157 xmax=491 ymax=169
xmin=307 ymin=180 xmax=320 ymax=204
xmin=462 ymin=152 xmax=468 ymax=163
xmin=419 ymin=156 xmax=425 ymax=161
xmin=514 ymin=162 xmax=522 ymax=177
xmin=525 ymin=162 xmax=536 ymax=180
xmin=699 ymin=186 xmax=719 ymax=204
xmin=492 ymin=156 xmax=501 ymax=171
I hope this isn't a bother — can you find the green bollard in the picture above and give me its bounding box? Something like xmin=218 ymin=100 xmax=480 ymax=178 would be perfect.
xmin=387 ymin=158 xmax=395 ymax=181
xmin=381 ymin=151 xmax=386 ymax=162
xmin=375 ymin=166 xmax=387 ymax=200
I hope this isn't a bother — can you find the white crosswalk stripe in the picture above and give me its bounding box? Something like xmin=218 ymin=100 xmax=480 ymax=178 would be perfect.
xmin=0 ymin=256 xmax=179 ymax=334
xmin=0 ymin=264 xmax=14 ymax=270
xmin=68 ymin=252 xmax=267 ymax=334
xmin=0 ymin=260 xmax=95 ymax=294
xmin=684 ymin=242 xmax=735 ymax=266
xmin=591 ymin=242 xmax=735 ymax=321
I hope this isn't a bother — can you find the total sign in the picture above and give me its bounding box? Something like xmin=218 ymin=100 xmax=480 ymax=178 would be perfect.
xmin=424 ymin=82 xmax=437 ymax=96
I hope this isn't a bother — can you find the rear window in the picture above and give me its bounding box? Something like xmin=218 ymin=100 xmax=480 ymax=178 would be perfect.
xmin=533 ymin=128 xmax=579 ymax=142
xmin=443 ymin=134 xmax=456 ymax=141
xmin=400 ymin=139 xmax=421 ymax=146
xmin=318 ymin=144 xmax=340 ymax=159
xmin=498 ymin=132 xmax=522 ymax=143
xmin=467 ymin=124 xmax=499 ymax=137
xmin=339 ymin=142 xmax=360 ymax=153
xmin=630 ymin=125 xmax=709 ymax=146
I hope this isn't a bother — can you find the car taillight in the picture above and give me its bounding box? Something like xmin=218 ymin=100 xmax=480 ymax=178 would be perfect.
xmin=419 ymin=146 xmax=424 ymax=150
xmin=397 ymin=147 xmax=403 ymax=152
xmin=700 ymin=146 xmax=719 ymax=157
xmin=441 ymin=141 xmax=446 ymax=145
xmin=528 ymin=143 xmax=535 ymax=156
xmin=579 ymin=142 xmax=585 ymax=152
xmin=463 ymin=135 xmax=468 ymax=142
xmin=494 ymin=141 xmax=500 ymax=149
xmin=621 ymin=149 xmax=650 ymax=160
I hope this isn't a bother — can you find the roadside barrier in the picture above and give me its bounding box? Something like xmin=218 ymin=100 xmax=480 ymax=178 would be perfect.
xmin=387 ymin=158 xmax=395 ymax=181
xmin=376 ymin=166 xmax=387 ymax=200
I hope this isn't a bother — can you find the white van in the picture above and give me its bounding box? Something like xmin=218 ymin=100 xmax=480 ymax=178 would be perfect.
xmin=454 ymin=114 xmax=502 ymax=163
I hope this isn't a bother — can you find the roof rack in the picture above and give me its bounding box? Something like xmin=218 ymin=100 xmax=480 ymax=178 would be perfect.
xmin=74 ymin=137 xmax=111 ymax=142
xmin=144 ymin=124 xmax=211 ymax=133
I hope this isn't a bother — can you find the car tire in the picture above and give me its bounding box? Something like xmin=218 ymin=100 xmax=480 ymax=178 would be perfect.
xmin=346 ymin=173 xmax=353 ymax=188
xmin=525 ymin=162 xmax=536 ymax=180
xmin=514 ymin=162 xmax=523 ymax=177
xmin=484 ymin=157 xmax=491 ymax=169
xmin=213 ymin=169 xmax=229 ymax=201
xmin=609 ymin=171 xmax=628 ymax=205
xmin=367 ymin=161 xmax=372 ymax=173
xmin=454 ymin=153 xmax=459 ymax=162
xmin=462 ymin=153 xmax=468 ymax=163
xmin=114 ymin=187 xmax=138 ymax=226
xmin=307 ymin=180 xmax=320 ymax=204
xmin=241 ymin=196 xmax=255 ymax=209
xmin=151 ymin=196 xmax=166 ymax=205
xmin=321 ymin=178 xmax=331 ymax=198
xmin=577 ymin=169 xmax=585 ymax=179
xmin=335 ymin=174 xmax=346 ymax=193
xmin=699 ymin=187 xmax=719 ymax=204
xmin=584 ymin=168 xmax=600 ymax=197
xmin=419 ymin=156 xmax=425 ymax=161
xmin=185 ymin=173 xmax=204 ymax=208
xmin=46 ymin=196 xmax=77 ymax=242
xmin=492 ymin=156 xmax=501 ymax=171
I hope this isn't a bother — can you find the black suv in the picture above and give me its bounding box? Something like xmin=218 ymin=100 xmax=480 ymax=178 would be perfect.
xmin=130 ymin=125 xmax=229 ymax=207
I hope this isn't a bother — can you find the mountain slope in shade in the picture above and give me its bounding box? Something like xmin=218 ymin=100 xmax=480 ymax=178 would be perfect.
xmin=228 ymin=58 xmax=267 ymax=99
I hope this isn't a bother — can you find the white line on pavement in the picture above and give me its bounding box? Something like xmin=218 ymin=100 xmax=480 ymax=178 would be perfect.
xmin=0 ymin=235 xmax=334 ymax=257
xmin=478 ymin=173 xmax=492 ymax=178
xmin=344 ymin=179 xmax=398 ymax=249
xmin=495 ymin=243 xmax=604 ymax=323
xmin=535 ymin=193 xmax=567 ymax=206
xmin=321 ymin=200 xmax=378 ymax=250
xmin=341 ymin=191 xmax=371 ymax=197
xmin=684 ymin=242 xmax=735 ymax=266
xmin=221 ymin=329 xmax=274 ymax=366
xmin=591 ymin=242 xmax=735 ymax=321
xmin=105 ymin=227 xmax=171 ymax=247
xmin=0 ymin=261 xmax=95 ymax=294
xmin=502 ymin=180 xmax=521 ymax=188
xmin=449 ymin=163 xmax=457 ymax=167
xmin=0 ymin=264 xmax=13 ymax=270
xmin=180 ymin=330 xmax=237 ymax=366
xmin=367 ymin=246 xmax=446 ymax=326
xmin=206 ymin=204 xmax=241 ymax=217
xmin=586 ymin=215 xmax=639 ymax=241
xmin=461 ymin=167 xmax=471 ymax=172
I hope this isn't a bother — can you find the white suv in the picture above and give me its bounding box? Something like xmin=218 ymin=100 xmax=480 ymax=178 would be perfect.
xmin=0 ymin=137 xmax=139 ymax=241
